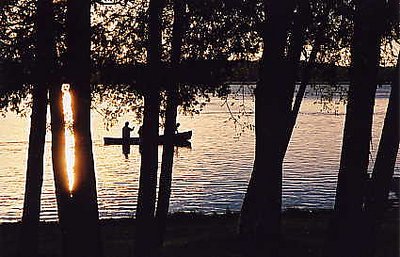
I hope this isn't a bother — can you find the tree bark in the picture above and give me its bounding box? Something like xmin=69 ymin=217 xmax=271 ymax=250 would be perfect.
xmin=330 ymin=1 xmax=384 ymax=256
xmin=282 ymin=3 xmax=330 ymax=154
xmin=239 ymin=1 xmax=296 ymax=256
xmin=282 ymin=0 xmax=312 ymax=152
xmin=239 ymin=8 xmax=325 ymax=246
xmin=362 ymin=55 xmax=399 ymax=257
xmin=154 ymin=0 xmax=185 ymax=248
xmin=61 ymin=0 xmax=103 ymax=256
xmin=50 ymin=83 xmax=70 ymax=229
xmin=154 ymin=89 xmax=177 ymax=247
xmin=134 ymin=0 xmax=165 ymax=256
xmin=19 ymin=79 xmax=48 ymax=257
xmin=18 ymin=1 xmax=54 ymax=256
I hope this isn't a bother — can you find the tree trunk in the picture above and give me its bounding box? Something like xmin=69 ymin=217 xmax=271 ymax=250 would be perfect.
xmin=19 ymin=80 xmax=48 ymax=257
xmin=239 ymin=8 xmax=324 ymax=247
xmin=50 ymin=82 xmax=71 ymax=234
xmin=18 ymin=1 xmax=54 ymax=256
xmin=62 ymin=0 xmax=103 ymax=256
xmin=154 ymin=90 xmax=177 ymax=248
xmin=285 ymin=1 xmax=335 ymax=152
xmin=282 ymin=0 xmax=312 ymax=152
xmin=330 ymin=1 xmax=384 ymax=256
xmin=362 ymin=55 xmax=399 ymax=257
xmin=155 ymin=0 xmax=185 ymax=248
xmin=134 ymin=0 xmax=165 ymax=256
xmin=239 ymin=1 xmax=296 ymax=256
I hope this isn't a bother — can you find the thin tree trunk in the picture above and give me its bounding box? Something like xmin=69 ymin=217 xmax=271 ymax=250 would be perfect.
xmin=282 ymin=0 xmax=311 ymax=151
xmin=285 ymin=1 xmax=334 ymax=151
xmin=134 ymin=0 xmax=165 ymax=256
xmin=19 ymin=83 xmax=48 ymax=257
xmin=285 ymin=0 xmax=310 ymax=112
xmin=330 ymin=1 xmax=384 ymax=256
xmin=239 ymin=1 xmax=296 ymax=256
xmin=62 ymin=0 xmax=102 ymax=256
xmin=154 ymin=89 xmax=177 ymax=247
xmin=155 ymin=0 xmax=185 ymax=248
xmin=362 ymin=55 xmax=399 ymax=257
xmin=18 ymin=1 xmax=54 ymax=256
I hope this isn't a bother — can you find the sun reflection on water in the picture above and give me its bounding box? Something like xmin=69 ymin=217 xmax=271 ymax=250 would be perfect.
xmin=62 ymin=84 xmax=75 ymax=194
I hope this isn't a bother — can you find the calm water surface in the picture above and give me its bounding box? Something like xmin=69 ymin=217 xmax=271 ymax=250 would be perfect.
xmin=0 ymin=85 xmax=398 ymax=222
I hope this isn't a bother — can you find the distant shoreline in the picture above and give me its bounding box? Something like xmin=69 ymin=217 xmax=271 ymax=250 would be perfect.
xmin=2 ymin=60 xmax=396 ymax=90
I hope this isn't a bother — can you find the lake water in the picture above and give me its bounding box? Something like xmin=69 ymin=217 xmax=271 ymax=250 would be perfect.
xmin=0 ymin=85 xmax=398 ymax=223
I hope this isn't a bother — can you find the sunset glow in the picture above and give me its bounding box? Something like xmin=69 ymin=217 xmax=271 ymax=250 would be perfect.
xmin=62 ymin=84 xmax=75 ymax=194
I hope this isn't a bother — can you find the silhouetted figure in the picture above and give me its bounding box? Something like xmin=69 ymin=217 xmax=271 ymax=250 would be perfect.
xmin=138 ymin=125 xmax=143 ymax=154
xmin=138 ymin=125 xmax=143 ymax=138
xmin=175 ymin=123 xmax=180 ymax=133
xmin=122 ymin=121 xmax=134 ymax=158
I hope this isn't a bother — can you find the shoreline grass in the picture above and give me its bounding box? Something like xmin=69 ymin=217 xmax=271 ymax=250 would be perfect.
xmin=1 ymin=208 xmax=398 ymax=257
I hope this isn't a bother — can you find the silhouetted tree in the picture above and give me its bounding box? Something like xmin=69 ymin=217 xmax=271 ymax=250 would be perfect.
xmin=279 ymin=0 xmax=312 ymax=152
xmin=239 ymin=1 xmax=296 ymax=256
xmin=155 ymin=0 xmax=185 ymax=248
xmin=18 ymin=1 xmax=55 ymax=256
xmin=330 ymin=0 xmax=385 ymax=256
xmin=134 ymin=0 xmax=165 ymax=256
xmin=49 ymin=80 xmax=72 ymax=251
xmin=53 ymin=1 xmax=103 ymax=257
xmin=363 ymin=55 xmax=399 ymax=257
xmin=238 ymin=3 xmax=357 ymax=255
xmin=282 ymin=0 xmax=344 ymax=156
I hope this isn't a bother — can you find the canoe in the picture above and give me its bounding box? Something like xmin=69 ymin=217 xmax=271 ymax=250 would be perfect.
xmin=103 ymin=131 xmax=192 ymax=146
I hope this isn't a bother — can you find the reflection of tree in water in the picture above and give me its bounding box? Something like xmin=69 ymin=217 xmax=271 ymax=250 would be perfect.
xmin=311 ymin=84 xmax=347 ymax=114
xmin=221 ymin=83 xmax=255 ymax=138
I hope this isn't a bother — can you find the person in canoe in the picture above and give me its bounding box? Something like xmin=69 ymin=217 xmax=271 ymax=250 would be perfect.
xmin=175 ymin=123 xmax=180 ymax=133
xmin=138 ymin=125 xmax=143 ymax=138
xmin=138 ymin=125 xmax=143 ymax=154
xmin=122 ymin=121 xmax=134 ymax=158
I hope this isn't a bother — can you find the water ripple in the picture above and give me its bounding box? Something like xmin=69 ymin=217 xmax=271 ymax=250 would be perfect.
xmin=0 ymin=88 xmax=399 ymax=222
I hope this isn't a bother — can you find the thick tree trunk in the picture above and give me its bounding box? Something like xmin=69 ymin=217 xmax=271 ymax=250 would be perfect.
xmin=134 ymin=0 xmax=165 ymax=256
xmin=18 ymin=1 xmax=54 ymax=256
xmin=67 ymin=83 xmax=102 ymax=257
xmin=50 ymin=83 xmax=70 ymax=229
xmin=49 ymin=11 xmax=78 ymax=257
xmin=135 ymin=90 xmax=161 ymax=257
xmin=239 ymin=1 xmax=296 ymax=256
xmin=362 ymin=56 xmax=399 ymax=257
xmin=239 ymin=9 xmax=321 ymax=244
xmin=62 ymin=1 xmax=102 ymax=257
xmin=155 ymin=0 xmax=185 ymax=248
xmin=330 ymin=1 xmax=384 ymax=256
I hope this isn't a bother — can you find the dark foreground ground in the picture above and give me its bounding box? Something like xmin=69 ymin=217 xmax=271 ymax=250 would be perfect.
xmin=1 ymin=208 xmax=398 ymax=257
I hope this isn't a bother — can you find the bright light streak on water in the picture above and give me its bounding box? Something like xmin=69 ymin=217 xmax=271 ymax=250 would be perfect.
xmin=62 ymin=84 xmax=75 ymax=194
